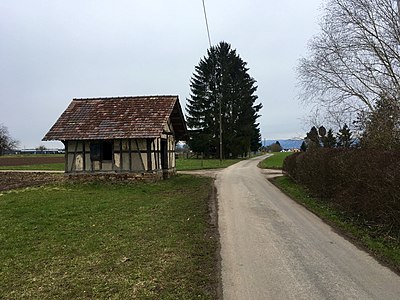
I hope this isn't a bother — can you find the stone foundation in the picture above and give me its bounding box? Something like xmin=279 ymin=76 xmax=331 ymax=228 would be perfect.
xmin=67 ymin=169 xmax=176 ymax=183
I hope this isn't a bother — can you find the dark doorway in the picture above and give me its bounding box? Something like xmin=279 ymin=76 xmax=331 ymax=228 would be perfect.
xmin=161 ymin=139 xmax=168 ymax=170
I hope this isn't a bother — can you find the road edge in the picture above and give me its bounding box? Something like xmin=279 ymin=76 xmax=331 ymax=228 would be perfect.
xmin=209 ymin=178 xmax=223 ymax=300
xmin=268 ymin=176 xmax=400 ymax=277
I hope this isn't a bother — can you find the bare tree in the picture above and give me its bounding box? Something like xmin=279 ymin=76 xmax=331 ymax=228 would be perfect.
xmin=0 ymin=124 xmax=19 ymax=155
xmin=298 ymin=0 xmax=400 ymax=122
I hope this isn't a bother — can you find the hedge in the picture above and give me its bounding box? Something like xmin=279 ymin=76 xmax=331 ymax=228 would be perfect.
xmin=283 ymin=149 xmax=400 ymax=235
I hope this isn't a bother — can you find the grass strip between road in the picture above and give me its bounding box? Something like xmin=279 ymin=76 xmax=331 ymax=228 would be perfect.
xmin=272 ymin=175 xmax=400 ymax=274
xmin=175 ymin=158 xmax=243 ymax=170
xmin=258 ymin=152 xmax=293 ymax=169
xmin=0 ymin=175 xmax=218 ymax=299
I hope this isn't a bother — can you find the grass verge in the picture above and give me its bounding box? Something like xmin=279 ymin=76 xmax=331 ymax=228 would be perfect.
xmin=258 ymin=152 xmax=293 ymax=169
xmin=0 ymin=175 xmax=218 ymax=299
xmin=176 ymin=158 xmax=243 ymax=170
xmin=272 ymin=175 xmax=400 ymax=273
xmin=0 ymin=163 xmax=64 ymax=171
xmin=0 ymin=158 xmax=242 ymax=171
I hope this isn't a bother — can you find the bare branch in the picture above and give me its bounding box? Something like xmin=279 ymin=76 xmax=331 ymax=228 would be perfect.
xmin=298 ymin=0 xmax=400 ymax=122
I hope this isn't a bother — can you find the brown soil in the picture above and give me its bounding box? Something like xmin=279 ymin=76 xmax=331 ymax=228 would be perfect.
xmin=0 ymin=172 xmax=65 ymax=191
xmin=0 ymin=156 xmax=64 ymax=166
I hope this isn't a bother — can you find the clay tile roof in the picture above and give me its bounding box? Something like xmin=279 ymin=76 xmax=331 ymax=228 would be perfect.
xmin=43 ymin=95 xmax=188 ymax=141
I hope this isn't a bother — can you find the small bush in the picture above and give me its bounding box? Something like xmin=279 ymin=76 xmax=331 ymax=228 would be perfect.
xmin=282 ymin=152 xmax=300 ymax=178
xmin=283 ymin=149 xmax=400 ymax=236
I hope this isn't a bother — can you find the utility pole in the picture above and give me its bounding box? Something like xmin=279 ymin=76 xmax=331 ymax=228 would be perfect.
xmin=202 ymin=0 xmax=223 ymax=161
xmin=219 ymin=91 xmax=223 ymax=162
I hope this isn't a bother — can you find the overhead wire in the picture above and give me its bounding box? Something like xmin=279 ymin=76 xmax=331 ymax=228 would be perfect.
xmin=202 ymin=0 xmax=212 ymax=47
xmin=201 ymin=0 xmax=223 ymax=161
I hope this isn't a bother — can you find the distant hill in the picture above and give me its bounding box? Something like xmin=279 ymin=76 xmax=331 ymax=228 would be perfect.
xmin=263 ymin=139 xmax=303 ymax=150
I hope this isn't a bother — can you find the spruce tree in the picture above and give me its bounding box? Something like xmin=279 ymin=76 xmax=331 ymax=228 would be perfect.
xmin=300 ymin=141 xmax=307 ymax=152
xmin=361 ymin=97 xmax=400 ymax=150
xmin=306 ymin=126 xmax=321 ymax=150
xmin=323 ymin=129 xmax=336 ymax=148
xmin=186 ymin=42 xmax=262 ymax=158
xmin=337 ymin=124 xmax=352 ymax=148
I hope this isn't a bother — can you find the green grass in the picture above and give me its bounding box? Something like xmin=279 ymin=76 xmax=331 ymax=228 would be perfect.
xmin=273 ymin=176 xmax=400 ymax=272
xmin=0 ymin=163 xmax=64 ymax=171
xmin=1 ymin=159 xmax=243 ymax=171
xmin=0 ymin=175 xmax=218 ymax=299
xmin=258 ymin=152 xmax=293 ymax=169
xmin=176 ymin=158 xmax=243 ymax=170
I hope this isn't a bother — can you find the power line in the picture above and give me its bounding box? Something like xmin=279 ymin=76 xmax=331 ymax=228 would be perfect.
xmin=202 ymin=0 xmax=212 ymax=47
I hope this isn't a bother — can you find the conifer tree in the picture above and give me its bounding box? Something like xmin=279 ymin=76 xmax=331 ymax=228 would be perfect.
xmin=186 ymin=42 xmax=262 ymax=158
xmin=305 ymin=126 xmax=321 ymax=150
xmin=361 ymin=97 xmax=400 ymax=149
xmin=323 ymin=129 xmax=336 ymax=148
xmin=300 ymin=141 xmax=307 ymax=152
xmin=337 ymin=124 xmax=352 ymax=148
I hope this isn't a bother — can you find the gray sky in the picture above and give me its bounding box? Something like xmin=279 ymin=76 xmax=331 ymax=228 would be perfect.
xmin=0 ymin=0 xmax=322 ymax=149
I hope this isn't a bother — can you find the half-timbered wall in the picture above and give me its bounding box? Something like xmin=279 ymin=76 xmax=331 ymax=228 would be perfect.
xmin=162 ymin=119 xmax=176 ymax=169
xmin=63 ymin=117 xmax=177 ymax=174
xmin=64 ymin=136 xmax=176 ymax=174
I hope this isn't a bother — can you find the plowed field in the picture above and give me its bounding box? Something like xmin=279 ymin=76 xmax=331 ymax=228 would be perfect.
xmin=0 ymin=172 xmax=65 ymax=191
xmin=0 ymin=156 xmax=64 ymax=166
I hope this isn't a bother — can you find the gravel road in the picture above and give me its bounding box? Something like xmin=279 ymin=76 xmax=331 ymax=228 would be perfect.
xmin=216 ymin=154 xmax=400 ymax=299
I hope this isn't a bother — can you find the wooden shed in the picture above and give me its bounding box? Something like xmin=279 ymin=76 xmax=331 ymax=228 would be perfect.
xmin=43 ymin=95 xmax=187 ymax=179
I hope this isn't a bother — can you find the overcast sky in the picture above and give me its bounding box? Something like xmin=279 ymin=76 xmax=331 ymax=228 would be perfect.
xmin=0 ymin=0 xmax=323 ymax=149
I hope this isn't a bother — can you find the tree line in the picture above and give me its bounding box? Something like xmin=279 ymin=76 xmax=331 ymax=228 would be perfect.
xmin=302 ymin=124 xmax=352 ymax=151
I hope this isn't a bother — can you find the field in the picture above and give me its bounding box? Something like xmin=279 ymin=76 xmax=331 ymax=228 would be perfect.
xmin=0 ymin=175 xmax=218 ymax=299
xmin=258 ymin=152 xmax=293 ymax=169
xmin=0 ymin=155 xmax=64 ymax=166
xmin=0 ymin=155 xmax=64 ymax=171
xmin=0 ymin=172 xmax=64 ymax=191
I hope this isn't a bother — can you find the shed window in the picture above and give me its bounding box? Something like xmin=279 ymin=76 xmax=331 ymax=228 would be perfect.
xmin=90 ymin=141 xmax=113 ymax=161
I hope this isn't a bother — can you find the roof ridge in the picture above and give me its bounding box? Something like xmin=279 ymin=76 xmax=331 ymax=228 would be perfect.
xmin=73 ymin=95 xmax=178 ymax=101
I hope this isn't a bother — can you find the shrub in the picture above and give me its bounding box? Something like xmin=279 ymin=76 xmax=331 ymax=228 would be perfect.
xmin=282 ymin=152 xmax=300 ymax=179
xmin=283 ymin=149 xmax=400 ymax=236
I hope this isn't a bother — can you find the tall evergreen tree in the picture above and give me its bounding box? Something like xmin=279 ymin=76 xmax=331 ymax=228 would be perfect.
xmin=337 ymin=124 xmax=353 ymax=148
xmin=186 ymin=42 xmax=262 ymax=158
xmin=300 ymin=141 xmax=307 ymax=152
xmin=323 ymin=129 xmax=336 ymax=148
xmin=305 ymin=126 xmax=321 ymax=150
xmin=360 ymin=97 xmax=400 ymax=150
